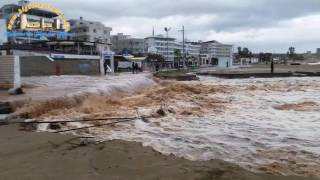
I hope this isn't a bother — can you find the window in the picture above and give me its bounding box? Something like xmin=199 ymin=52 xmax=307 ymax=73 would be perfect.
xmin=93 ymin=29 xmax=97 ymax=33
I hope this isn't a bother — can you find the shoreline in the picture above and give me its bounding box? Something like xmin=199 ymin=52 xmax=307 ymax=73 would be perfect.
xmin=0 ymin=124 xmax=318 ymax=180
xmin=1 ymin=74 xmax=319 ymax=179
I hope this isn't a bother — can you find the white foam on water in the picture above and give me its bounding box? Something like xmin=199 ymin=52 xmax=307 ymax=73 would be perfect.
xmin=22 ymin=73 xmax=155 ymax=101
xmin=88 ymin=76 xmax=320 ymax=176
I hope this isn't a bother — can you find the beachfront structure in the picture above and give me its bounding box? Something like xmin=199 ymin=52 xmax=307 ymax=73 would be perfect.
xmin=69 ymin=17 xmax=112 ymax=52
xmin=200 ymin=40 xmax=233 ymax=67
xmin=145 ymin=35 xmax=176 ymax=67
xmin=111 ymin=33 xmax=145 ymax=55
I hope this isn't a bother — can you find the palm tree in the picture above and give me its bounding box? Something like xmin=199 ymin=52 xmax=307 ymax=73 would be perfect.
xmin=174 ymin=49 xmax=182 ymax=69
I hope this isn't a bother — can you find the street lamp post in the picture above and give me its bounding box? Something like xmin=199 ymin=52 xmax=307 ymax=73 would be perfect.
xmin=164 ymin=27 xmax=171 ymax=68
xmin=179 ymin=26 xmax=186 ymax=69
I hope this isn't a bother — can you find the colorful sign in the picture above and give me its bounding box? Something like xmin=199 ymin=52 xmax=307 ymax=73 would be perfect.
xmin=7 ymin=3 xmax=70 ymax=32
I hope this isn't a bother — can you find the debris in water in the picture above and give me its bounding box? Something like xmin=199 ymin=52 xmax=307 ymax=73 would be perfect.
xmin=48 ymin=123 xmax=62 ymax=130
xmin=274 ymin=102 xmax=319 ymax=111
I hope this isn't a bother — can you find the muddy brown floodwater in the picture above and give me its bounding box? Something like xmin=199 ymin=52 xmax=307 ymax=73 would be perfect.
xmin=16 ymin=76 xmax=320 ymax=178
xmin=18 ymin=79 xmax=234 ymax=119
xmin=274 ymin=102 xmax=320 ymax=111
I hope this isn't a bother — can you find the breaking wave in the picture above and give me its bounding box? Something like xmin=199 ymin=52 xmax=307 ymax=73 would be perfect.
xmin=17 ymin=74 xmax=156 ymax=118
xmin=26 ymin=75 xmax=320 ymax=177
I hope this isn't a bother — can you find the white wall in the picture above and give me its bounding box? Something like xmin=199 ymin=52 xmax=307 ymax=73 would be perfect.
xmin=0 ymin=19 xmax=7 ymax=45
xmin=13 ymin=56 xmax=21 ymax=88
xmin=218 ymin=57 xmax=232 ymax=68
xmin=0 ymin=56 xmax=21 ymax=89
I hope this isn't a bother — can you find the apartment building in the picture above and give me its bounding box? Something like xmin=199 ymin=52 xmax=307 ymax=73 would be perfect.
xmin=69 ymin=17 xmax=112 ymax=51
xmin=145 ymin=35 xmax=176 ymax=66
xmin=185 ymin=42 xmax=201 ymax=58
xmin=111 ymin=33 xmax=144 ymax=54
xmin=174 ymin=41 xmax=201 ymax=66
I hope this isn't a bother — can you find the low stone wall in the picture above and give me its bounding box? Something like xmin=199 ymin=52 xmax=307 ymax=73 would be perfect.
xmin=20 ymin=56 xmax=100 ymax=76
xmin=54 ymin=59 xmax=100 ymax=75
xmin=20 ymin=56 xmax=55 ymax=76
xmin=0 ymin=56 xmax=20 ymax=89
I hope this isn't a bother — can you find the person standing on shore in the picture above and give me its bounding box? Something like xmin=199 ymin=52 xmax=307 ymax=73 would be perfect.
xmin=132 ymin=62 xmax=135 ymax=74
xmin=134 ymin=63 xmax=139 ymax=74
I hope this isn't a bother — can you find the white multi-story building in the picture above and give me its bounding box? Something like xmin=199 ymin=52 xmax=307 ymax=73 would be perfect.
xmin=185 ymin=42 xmax=201 ymax=58
xmin=174 ymin=41 xmax=201 ymax=66
xmin=144 ymin=35 xmax=176 ymax=66
xmin=113 ymin=33 xmax=233 ymax=68
xmin=200 ymin=40 xmax=233 ymax=67
xmin=69 ymin=17 xmax=112 ymax=51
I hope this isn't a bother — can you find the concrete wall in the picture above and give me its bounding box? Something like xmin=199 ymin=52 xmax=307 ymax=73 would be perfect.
xmin=20 ymin=56 xmax=100 ymax=76
xmin=218 ymin=57 xmax=232 ymax=68
xmin=0 ymin=56 xmax=21 ymax=89
xmin=20 ymin=56 xmax=56 ymax=76
xmin=55 ymin=59 xmax=100 ymax=75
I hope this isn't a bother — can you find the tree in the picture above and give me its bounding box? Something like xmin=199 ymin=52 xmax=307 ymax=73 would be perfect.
xmin=174 ymin=49 xmax=182 ymax=69
xmin=287 ymin=47 xmax=296 ymax=60
xmin=146 ymin=53 xmax=165 ymax=68
xmin=259 ymin=53 xmax=264 ymax=63
xmin=242 ymin=48 xmax=250 ymax=57
xmin=259 ymin=53 xmax=273 ymax=63
xmin=237 ymin=47 xmax=242 ymax=55
xmin=237 ymin=46 xmax=252 ymax=58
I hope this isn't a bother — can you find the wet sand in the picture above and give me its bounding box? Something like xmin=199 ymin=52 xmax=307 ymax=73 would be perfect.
xmin=0 ymin=124 xmax=318 ymax=180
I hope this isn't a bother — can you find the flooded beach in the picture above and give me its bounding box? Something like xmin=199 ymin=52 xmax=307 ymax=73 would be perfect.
xmin=14 ymin=75 xmax=320 ymax=177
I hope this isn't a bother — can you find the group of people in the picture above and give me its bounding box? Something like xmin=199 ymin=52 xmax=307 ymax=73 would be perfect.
xmin=132 ymin=62 xmax=140 ymax=74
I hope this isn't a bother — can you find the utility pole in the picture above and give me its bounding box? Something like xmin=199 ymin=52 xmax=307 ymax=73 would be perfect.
xmin=271 ymin=53 xmax=274 ymax=73
xmin=179 ymin=26 xmax=186 ymax=69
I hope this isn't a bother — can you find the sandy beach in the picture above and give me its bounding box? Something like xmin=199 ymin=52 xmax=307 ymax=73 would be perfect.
xmin=0 ymin=124 xmax=318 ymax=180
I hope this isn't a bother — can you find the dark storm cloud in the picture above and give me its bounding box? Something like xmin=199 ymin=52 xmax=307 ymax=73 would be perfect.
xmin=1 ymin=0 xmax=320 ymax=52
xmin=51 ymin=0 xmax=320 ymax=30
xmin=2 ymin=0 xmax=319 ymax=31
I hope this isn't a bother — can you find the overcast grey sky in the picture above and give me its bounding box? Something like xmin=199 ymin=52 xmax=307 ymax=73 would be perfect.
xmin=2 ymin=0 xmax=320 ymax=53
